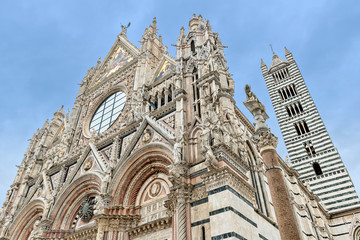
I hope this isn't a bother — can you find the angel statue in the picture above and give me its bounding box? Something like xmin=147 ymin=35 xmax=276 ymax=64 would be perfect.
xmin=120 ymin=22 xmax=131 ymax=36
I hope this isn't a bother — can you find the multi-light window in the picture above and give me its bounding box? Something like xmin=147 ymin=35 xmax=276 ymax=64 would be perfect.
xmin=294 ymin=120 xmax=310 ymax=136
xmin=278 ymin=84 xmax=297 ymax=100
xmin=272 ymin=68 xmax=290 ymax=82
xmin=304 ymin=140 xmax=316 ymax=156
xmin=149 ymin=85 xmax=175 ymax=112
xmin=285 ymin=101 xmax=304 ymax=117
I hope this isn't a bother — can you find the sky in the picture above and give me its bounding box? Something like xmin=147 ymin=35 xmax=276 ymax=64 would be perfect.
xmin=0 ymin=0 xmax=359 ymax=204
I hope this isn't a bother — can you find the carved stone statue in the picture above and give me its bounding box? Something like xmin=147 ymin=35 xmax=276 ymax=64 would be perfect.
xmin=245 ymin=84 xmax=257 ymax=101
xmin=94 ymin=195 xmax=105 ymax=215
xmin=173 ymin=139 xmax=183 ymax=164
xmin=101 ymin=172 xmax=111 ymax=195
xmin=28 ymin=220 xmax=42 ymax=239
xmin=203 ymin=144 xmax=218 ymax=169
xmin=243 ymin=84 xmax=269 ymax=133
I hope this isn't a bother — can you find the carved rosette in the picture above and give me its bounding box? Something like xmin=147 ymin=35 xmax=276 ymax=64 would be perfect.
xmin=252 ymin=129 xmax=278 ymax=153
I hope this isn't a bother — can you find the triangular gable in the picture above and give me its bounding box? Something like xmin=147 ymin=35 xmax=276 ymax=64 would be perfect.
xmin=70 ymin=151 xmax=104 ymax=183
xmin=151 ymin=56 xmax=176 ymax=83
xmin=120 ymin=116 xmax=175 ymax=162
xmin=130 ymin=125 xmax=171 ymax=157
xmin=89 ymin=35 xmax=140 ymax=88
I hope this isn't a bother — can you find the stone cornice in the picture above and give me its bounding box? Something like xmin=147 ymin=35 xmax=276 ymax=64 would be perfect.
xmin=201 ymin=167 xmax=256 ymax=206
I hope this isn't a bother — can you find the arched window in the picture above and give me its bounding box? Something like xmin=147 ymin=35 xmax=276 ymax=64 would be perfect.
xmin=161 ymin=90 xmax=165 ymax=106
xmin=168 ymin=85 xmax=173 ymax=102
xmin=313 ymin=162 xmax=323 ymax=176
xmin=191 ymin=40 xmax=195 ymax=54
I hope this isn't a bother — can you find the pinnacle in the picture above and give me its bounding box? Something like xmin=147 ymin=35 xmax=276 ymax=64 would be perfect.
xmin=284 ymin=46 xmax=291 ymax=55
xmin=261 ymin=58 xmax=265 ymax=66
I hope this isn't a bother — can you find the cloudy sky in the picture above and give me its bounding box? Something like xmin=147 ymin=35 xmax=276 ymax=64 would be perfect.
xmin=0 ymin=1 xmax=359 ymax=203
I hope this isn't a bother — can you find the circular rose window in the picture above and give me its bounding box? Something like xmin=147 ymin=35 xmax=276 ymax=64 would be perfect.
xmin=89 ymin=91 xmax=126 ymax=134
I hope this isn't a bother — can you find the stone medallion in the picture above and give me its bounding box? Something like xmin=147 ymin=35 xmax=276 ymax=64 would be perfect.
xmin=149 ymin=182 xmax=161 ymax=197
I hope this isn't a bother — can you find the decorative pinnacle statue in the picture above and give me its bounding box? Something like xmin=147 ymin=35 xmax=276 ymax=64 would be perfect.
xmin=243 ymin=84 xmax=269 ymax=133
xmin=120 ymin=22 xmax=131 ymax=36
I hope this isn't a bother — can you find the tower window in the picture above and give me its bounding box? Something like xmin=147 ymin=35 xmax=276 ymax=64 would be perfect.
xmin=304 ymin=140 xmax=316 ymax=156
xmin=285 ymin=102 xmax=304 ymax=117
xmin=272 ymin=68 xmax=290 ymax=82
xmin=294 ymin=120 xmax=310 ymax=135
xmin=312 ymin=162 xmax=323 ymax=175
xmin=279 ymin=84 xmax=297 ymax=100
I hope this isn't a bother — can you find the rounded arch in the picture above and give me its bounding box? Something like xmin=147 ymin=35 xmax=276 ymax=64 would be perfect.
xmin=83 ymin=83 xmax=130 ymax=138
xmin=110 ymin=143 xmax=173 ymax=206
xmin=354 ymin=226 xmax=360 ymax=240
xmin=9 ymin=199 xmax=44 ymax=240
xmin=49 ymin=173 xmax=101 ymax=230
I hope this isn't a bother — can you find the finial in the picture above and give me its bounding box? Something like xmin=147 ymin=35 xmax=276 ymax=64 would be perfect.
xmin=159 ymin=34 xmax=162 ymax=43
xmin=153 ymin=17 xmax=157 ymax=27
xmin=59 ymin=105 xmax=64 ymax=113
xmin=193 ymin=14 xmax=196 ymax=18
xmin=198 ymin=14 xmax=203 ymax=21
xmin=97 ymin=57 xmax=101 ymax=65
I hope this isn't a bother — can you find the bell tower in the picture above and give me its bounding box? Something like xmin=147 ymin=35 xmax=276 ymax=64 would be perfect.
xmin=261 ymin=48 xmax=360 ymax=213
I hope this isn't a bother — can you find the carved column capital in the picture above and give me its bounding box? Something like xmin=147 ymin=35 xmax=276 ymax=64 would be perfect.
xmin=252 ymin=129 xmax=278 ymax=154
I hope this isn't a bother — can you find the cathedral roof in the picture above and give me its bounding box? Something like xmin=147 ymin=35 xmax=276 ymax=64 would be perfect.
xmin=268 ymin=53 xmax=288 ymax=72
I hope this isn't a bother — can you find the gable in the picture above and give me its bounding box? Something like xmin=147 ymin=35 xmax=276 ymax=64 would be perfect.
xmin=152 ymin=57 xmax=176 ymax=83
xmin=88 ymin=36 xmax=140 ymax=89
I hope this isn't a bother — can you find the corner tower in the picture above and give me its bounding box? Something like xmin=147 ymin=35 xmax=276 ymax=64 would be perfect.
xmin=261 ymin=48 xmax=360 ymax=213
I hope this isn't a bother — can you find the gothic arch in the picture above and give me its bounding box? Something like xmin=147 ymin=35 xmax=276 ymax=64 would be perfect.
xmin=8 ymin=199 xmax=44 ymax=240
xmin=110 ymin=143 xmax=173 ymax=206
xmin=49 ymin=173 xmax=101 ymax=230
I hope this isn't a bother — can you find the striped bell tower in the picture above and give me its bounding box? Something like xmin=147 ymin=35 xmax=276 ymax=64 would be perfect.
xmin=261 ymin=47 xmax=360 ymax=213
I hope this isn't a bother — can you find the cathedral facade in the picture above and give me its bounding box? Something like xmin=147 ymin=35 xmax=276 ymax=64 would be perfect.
xmin=0 ymin=15 xmax=360 ymax=240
